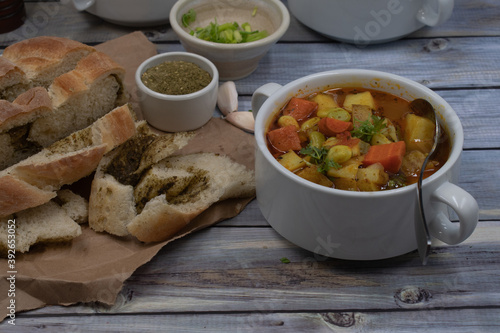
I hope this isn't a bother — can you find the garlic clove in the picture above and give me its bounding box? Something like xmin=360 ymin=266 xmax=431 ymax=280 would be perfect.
xmin=217 ymin=81 xmax=238 ymax=116
xmin=224 ymin=111 xmax=254 ymax=133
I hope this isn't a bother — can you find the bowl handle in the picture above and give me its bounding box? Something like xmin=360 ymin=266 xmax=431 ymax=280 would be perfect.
xmin=251 ymin=83 xmax=282 ymax=119
xmin=428 ymin=181 xmax=479 ymax=245
xmin=416 ymin=0 xmax=454 ymax=27
xmin=72 ymin=0 xmax=95 ymax=11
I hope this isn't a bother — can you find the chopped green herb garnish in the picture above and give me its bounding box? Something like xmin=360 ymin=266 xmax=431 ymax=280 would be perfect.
xmin=181 ymin=9 xmax=196 ymax=27
xmin=280 ymin=257 xmax=291 ymax=264
xmin=300 ymin=145 xmax=342 ymax=173
xmin=252 ymin=6 xmax=258 ymax=17
xmin=181 ymin=9 xmax=268 ymax=44
xmin=351 ymin=115 xmax=387 ymax=143
xmin=386 ymin=174 xmax=407 ymax=189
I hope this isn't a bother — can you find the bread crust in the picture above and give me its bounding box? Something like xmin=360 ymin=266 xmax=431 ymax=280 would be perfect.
xmin=49 ymin=51 xmax=126 ymax=108
xmin=13 ymin=144 xmax=107 ymax=189
xmin=2 ymin=36 xmax=95 ymax=84
xmin=91 ymin=104 xmax=137 ymax=152
xmin=0 ymin=57 xmax=22 ymax=79
xmin=0 ymin=57 xmax=29 ymax=94
xmin=127 ymin=195 xmax=201 ymax=242
xmin=0 ymin=175 xmax=56 ymax=217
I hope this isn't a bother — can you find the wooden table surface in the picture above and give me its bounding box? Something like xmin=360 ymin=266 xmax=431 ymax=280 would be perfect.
xmin=1 ymin=0 xmax=499 ymax=332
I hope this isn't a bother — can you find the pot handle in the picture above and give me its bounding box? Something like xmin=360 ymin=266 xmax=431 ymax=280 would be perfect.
xmin=251 ymin=83 xmax=282 ymax=119
xmin=417 ymin=0 xmax=454 ymax=27
xmin=428 ymin=181 xmax=479 ymax=245
xmin=72 ymin=0 xmax=95 ymax=11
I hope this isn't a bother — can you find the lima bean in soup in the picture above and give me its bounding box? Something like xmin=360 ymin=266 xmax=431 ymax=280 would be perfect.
xmin=266 ymin=88 xmax=451 ymax=191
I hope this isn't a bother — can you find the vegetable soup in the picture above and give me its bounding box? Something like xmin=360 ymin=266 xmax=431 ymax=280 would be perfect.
xmin=266 ymin=87 xmax=451 ymax=191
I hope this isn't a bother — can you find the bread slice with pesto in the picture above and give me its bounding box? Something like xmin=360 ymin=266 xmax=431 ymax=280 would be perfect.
xmin=126 ymin=152 xmax=256 ymax=242
xmin=0 ymin=104 xmax=136 ymax=217
xmin=89 ymin=122 xmax=256 ymax=242
xmin=89 ymin=121 xmax=195 ymax=236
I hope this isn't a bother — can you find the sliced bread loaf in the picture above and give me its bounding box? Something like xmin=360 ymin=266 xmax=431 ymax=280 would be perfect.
xmin=29 ymin=51 xmax=128 ymax=147
xmin=0 ymin=38 xmax=128 ymax=171
xmin=0 ymin=104 xmax=137 ymax=217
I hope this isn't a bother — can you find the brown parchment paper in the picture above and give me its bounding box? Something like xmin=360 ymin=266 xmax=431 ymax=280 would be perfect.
xmin=0 ymin=32 xmax=255 ymax=319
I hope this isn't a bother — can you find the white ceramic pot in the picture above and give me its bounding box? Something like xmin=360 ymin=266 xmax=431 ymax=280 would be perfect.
xmin=288 ymin=0 xmax=454 ymax=45
xmin=252 ymin=69 xmax=478 ymax=260
xmin=135 ymin=52 xmax=218 ymax=132
xmin=72 ymin=0 xmax=176 ymax=27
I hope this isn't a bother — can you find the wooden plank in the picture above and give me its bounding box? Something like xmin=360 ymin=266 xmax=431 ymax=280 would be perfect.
xmin=1 ymin=0 xmax=499 ymax=47
xmin=5 ymin=308 xmax=500 ymax=333
xmin=215 ymin=38 xmax=500 ymax=91
xmin=26 ymin=222 xmax=500 ymax=317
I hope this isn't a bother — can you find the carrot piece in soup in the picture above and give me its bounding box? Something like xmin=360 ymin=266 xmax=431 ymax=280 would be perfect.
xmin=267 ymin=125 xmax=302 ymax=152
xmin=318 ymin=117 xmax=352 ymax=137
xmin=363 ymin=141 xmax=406 ymax=173
xmin=283 ymin=97 xmax=318 ymax=121
xmin=336 ymin=131 xmax=360 ymax=147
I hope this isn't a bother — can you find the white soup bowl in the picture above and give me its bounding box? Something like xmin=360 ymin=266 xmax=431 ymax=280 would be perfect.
xmin=251 ymin=69 xmax=478 ymax=260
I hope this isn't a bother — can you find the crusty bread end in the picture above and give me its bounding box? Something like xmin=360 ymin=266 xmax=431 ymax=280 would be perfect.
xmin=0 ymin=174 xmax=56 ymax=217
xmin=0 ymin=200 xmax=82 ymax=255
xmin=2 ymin=36 xmax=95 ymax=89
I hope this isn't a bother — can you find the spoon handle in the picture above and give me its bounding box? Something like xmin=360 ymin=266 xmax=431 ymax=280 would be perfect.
xmin=415 ymin=175 xmax=432 ymax=265
xmin=412 ymin=98 xmax=440 ymax=265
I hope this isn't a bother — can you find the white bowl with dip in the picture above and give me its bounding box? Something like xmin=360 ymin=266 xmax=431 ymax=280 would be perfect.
xmin=135 ymin=52 xmax=218 ymax=132
xmin=251 ymin=69 xmax=478 ymax=260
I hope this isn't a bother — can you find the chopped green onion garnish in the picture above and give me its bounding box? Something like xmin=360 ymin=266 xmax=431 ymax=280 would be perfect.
xmin=280 ymin=257 xmax=291 ymax=264
xmin=181 ymin=9 xmax=268 ymax=44
xmin=252 ymin=6 xmax=258 ymax=17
